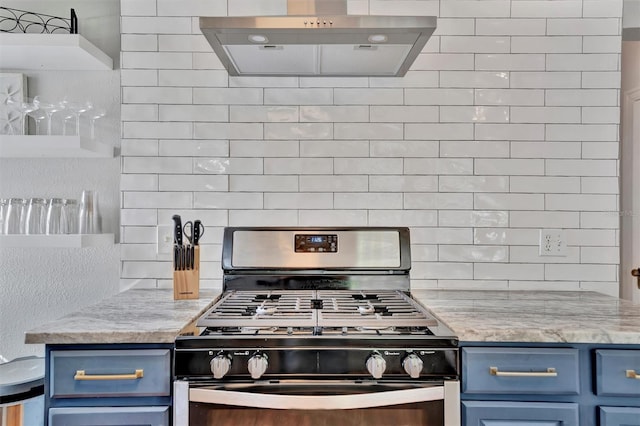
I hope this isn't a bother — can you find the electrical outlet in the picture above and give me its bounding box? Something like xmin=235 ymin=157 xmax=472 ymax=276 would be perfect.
xmin=157 ymin=225 xmax=174 ymax=254
xmin=539 ymin=229 xmax=567 ymax=256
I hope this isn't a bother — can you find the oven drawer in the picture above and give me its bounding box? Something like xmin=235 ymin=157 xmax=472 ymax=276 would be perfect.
xmin=462 ymin=347 xmax=579 ymax=395
xmin=50 ymin=349 xmax=171 ymax=398
xmin=595 ymin=349 xmax=640 ymax=396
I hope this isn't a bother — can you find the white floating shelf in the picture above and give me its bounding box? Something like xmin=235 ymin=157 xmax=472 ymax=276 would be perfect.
xmin=0 ymin=33 xmax=113 ymax=70
xmin=0 ymin=135 xmax=114 ymax=158
xmin=0 ymin=234 xmax=114 ymax=248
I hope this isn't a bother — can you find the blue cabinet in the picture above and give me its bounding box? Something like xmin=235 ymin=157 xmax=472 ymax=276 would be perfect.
xmin=463 ymin=401 xmax=579 ymax=425
xmin=595 ymin=350 xmax=640 ymax=397
xmin=49 ymin=406 xmax=169 ymax=426
xmin=45 ymin=344 xmax=172 ymax=426
xmin=599 ymin=406 xmax=640 ymax=426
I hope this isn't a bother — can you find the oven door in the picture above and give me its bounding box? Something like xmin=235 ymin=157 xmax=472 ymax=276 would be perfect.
xmin=174 ymin=380 xmax=460 ymax=426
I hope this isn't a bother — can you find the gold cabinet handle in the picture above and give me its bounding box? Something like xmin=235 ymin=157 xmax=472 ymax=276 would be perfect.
xmin=490 ymin=367 xmax=557 ymax=377
xmin=626 ymin=370 xmax=640 ymax=379
xmin=74 ymin=369 xmax=144 ymax=381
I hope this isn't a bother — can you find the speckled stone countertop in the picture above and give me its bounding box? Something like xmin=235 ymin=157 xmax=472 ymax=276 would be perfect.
xmin=411 ymin=290 xmax=640 ymax=344
xmin=24 ymin=289 xmax=640 ymax=345
xmin=25 ymin=289 xmax=221 ymax=344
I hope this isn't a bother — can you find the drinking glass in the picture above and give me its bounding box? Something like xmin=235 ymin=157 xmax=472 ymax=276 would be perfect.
xmin=27 ymin=108 xmax=47 ymax=135
xmin=78 ymin=190 xmax=100 ymax=234
xmin=88 ymin=108 xmax=106 ymax=139
xmin=25 ymin=198 xmax=47 ymax=235
xmin=0 ymin=199 xmax=7 ymax=234
xmin=4 ymin=198 xmax=26 ymax=234
xmin=45 ymin=198 xmax=65 ymax=235
xmin=62 ymin=199 xmax=78 ymax=234
xmin=64 ymin=101 xmax=92 ymax=136
xmin=7 ymin=98 xmax=38 ymax=135
xmin=37 ymin=99 xmax=65 ymax=136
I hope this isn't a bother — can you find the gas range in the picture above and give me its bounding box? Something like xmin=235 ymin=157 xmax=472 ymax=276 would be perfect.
xmin=175 ymin=227 xmax=458 ymax=383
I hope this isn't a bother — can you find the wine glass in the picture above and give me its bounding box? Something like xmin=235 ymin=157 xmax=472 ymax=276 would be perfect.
xmin=36 ymin=98 xmax=65 ymax=135
xmin=6 ymin=98 xmax=38 ymax=135
xmin=65 ymin=101 xmax=92 ymax=136
xmin=88 ymin=108 xmax=106 ymax=139
xmin=27 ymin=108 xmax=47 ymax=135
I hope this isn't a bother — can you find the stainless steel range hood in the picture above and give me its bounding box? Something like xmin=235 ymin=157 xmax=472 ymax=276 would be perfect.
xmin=199 ymin=0 xmax=436 ymax=77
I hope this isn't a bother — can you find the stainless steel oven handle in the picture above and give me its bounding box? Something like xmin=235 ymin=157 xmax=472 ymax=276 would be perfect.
xmin=189 ymin=384 xmax=443 ymax=410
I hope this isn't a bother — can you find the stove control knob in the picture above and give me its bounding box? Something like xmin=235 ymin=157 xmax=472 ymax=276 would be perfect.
xmin=210 ymin=354 xmax=232 ymax=379
xmin=402 ymin=353 xmax=424 ymax=379
xmin=248 ymin=353 xmax=269 ymax=379
xmin=365 ymin=353 xmax=386 ymax=379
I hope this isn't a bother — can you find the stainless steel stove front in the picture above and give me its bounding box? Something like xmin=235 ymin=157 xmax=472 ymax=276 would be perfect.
xmin=173 ymin=227 xmax=461 ymax=426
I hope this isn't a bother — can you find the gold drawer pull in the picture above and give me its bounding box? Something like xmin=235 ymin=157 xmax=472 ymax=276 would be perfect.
xmin=74 ymin=369 xmax=144 ymax=381
xmin=490 ymin=367 xmax=557 ymax=377
xmin=626 ymin=370 xmax=640 ymax=379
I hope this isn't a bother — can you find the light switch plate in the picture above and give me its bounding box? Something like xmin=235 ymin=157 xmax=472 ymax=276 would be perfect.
xmin=157 ymin=225 xmax=174 ymax=254
xmin=539 ymin=229 xmax=567 ymax=256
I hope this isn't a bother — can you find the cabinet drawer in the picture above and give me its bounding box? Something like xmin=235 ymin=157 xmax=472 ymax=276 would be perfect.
xmin=599 ymin=406 xmax=640 ymax=426
xmin=50 ymin=349 xmax=170 ymax=398
xmin=462 ymin=401 xmax=579 ymax=425
xmin=462 ymin=347 xmax=579 ymax=395
xmin=595 ymin=349 xmax=640 ymax=396
xmin=49 ymin=406 xmax=169 ymax=426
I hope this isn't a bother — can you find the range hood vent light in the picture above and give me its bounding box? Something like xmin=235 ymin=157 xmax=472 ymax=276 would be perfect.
xmin=199 ymin=1 xmax=436 ymax=77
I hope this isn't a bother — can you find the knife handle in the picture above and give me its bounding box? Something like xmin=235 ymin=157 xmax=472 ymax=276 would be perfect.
xmin=172 ymin=215 xmax=183 ymax=245
xmin=193 ymin=220 xmax=202 ymax=245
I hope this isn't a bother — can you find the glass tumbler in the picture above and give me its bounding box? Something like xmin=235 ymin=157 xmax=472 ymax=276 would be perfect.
xmin=25 ymin=198 xmax=47 ymax=234
xmin=4 ymin=198 xmax=26 ymax=234
xmin=0 ymin=198 xmax=7 ymax=234
xmin=46 ymin=198 xmax=65 ymax=235
xmin=62 ymin=199 xmax=78 ymax=234
xmin=78 ymin=190 xmax=100 ymax=234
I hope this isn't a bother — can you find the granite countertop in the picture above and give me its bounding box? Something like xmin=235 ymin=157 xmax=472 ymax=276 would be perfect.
xmin=25 ymin=288 xmax=640 ymax=345
xmin=25 ymin=289 xmax=221 ymax=344
xmin=411 ymin=289 xmax=640 ymax=345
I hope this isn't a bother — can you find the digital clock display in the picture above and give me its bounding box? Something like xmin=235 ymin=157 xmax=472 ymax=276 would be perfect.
xmin=294 ymin=234 xmax=338 ymax=253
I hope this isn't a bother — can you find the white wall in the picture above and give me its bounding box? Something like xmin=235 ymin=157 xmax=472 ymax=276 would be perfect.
xmin=0 ymin=0 xmax=121 ymax=361
xmin=119 ymin=0 xmax=623 ymax=296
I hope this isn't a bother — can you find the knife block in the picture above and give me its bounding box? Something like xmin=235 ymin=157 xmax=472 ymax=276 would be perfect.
xmin=173 ymin=246 xmax=200 ymax=300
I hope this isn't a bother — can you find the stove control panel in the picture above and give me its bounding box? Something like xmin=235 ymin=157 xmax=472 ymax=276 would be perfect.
xmin=294 ymin=234 xmax=338 ymax=253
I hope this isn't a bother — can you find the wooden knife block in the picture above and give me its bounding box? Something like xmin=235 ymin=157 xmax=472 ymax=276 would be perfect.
xmin=173 ymin=246 xmax=200 ymax=300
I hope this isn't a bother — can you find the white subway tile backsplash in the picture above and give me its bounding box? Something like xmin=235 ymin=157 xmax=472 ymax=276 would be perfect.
xmin=440 ymin=1 xmax=510 ymax=18
xmin=123 ymin=122 xmax=193 ymax=139
xmin=300 ymin=175 xmax=369 ymax=192
xmin=300 ymin=106 xmax=369 ymax=122
xmin=440 ymin=141 xmax=510 ymax=158
xmin=159 ymin=140 xmax=228 ymax=157
xmin=158 ymin=175 xmax=228 ymax=191
xmin=159 ymin=70 xmax=228 ymax=87
xmin=301 ymin=140 xmax=369 ymax=157
xmin=510 ymin=72 xmax=581 ymax=89
xmin=121 ymin=70 xmax=158 ymax=87
xmin=547 ymin=54 xmax=619 ymax=71
xmin=474 ymin=193 xmax=544 ymax=210
xmin=230 ymin=140 xmax=299 ymax=158
xmin=441 ymin=71 xmax=509 ymax=88
xmin=475 ymin=89 xmax=544 ymax=105
xmin=193 ymin=158 xmax=263 ymax=175
xmin=370 ymin=140 xmax=439 ymax=158
xmin=369 ymin=210 xmax=438 ymax=226
xmin=264 ymin=193 xmax=333 ymax=209
xmin=476 ymin=19 xmax=546 ymax=36
xmin=119 ymin=0 xmax=623 ymax=294
xmin=439 ymin=176 xmax=509 ymax=192
xmin=335 ymin=123 xmax=402 ymax=140
xmin=511 ymin=1 xmax=582 ymax=18
xmin=545 ymin=89 xmax=618 ymax=106
xmin=441 ymin=36 xmax=510 ymax=53
xmin=334 ymin=193 xmax=403 ymax=209
xmin=547 ymin=18 xmax=620 ymax=36
xmin=510 ymin=176 xmax=581 ymax=193
xmin=405 ymin=88 xmax=474 ymax=105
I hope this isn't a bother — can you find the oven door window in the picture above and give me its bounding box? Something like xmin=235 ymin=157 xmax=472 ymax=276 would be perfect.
xmin=188 ymin=382 xmax=445 ymax=426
